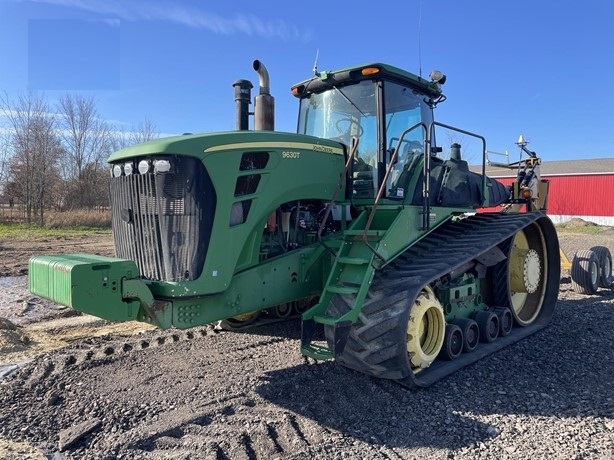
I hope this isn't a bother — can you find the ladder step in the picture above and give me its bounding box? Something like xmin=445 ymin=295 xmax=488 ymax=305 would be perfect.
xmin=327 ymin=284 xmax=360 ymax=295
xmin=313 ymin=314 xmax=336 ymax=326
xmin=337 ymin=256 xmax=370 ymax=265
xmin=344 ymin=229 xmax=385 ymax=237
xmin=301 ymin=343 xmax=333 ymax=360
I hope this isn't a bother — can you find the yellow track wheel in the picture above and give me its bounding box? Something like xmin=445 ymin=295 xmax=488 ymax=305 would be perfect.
xmin=406 ymin=286 xmax=446 ymax=371
xmin=220 ymin=311 xmax=260 ymax=330
xmin=505 ymin=225 xmax=548 ymax=326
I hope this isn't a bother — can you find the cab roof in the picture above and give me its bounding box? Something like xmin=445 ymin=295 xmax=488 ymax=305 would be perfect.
xmin=291 ymin=63 xmax=443 ymax=99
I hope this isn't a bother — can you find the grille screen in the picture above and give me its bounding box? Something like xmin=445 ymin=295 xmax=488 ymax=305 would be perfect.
xmin=109 ymin=156 xmax=215 ymax=282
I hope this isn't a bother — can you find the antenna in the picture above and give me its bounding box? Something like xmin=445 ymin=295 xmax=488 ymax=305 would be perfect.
xmin=418 ymin=0 xmax=423 ymax=78
xmin=312 ymin=49 xmax=319 ymax=76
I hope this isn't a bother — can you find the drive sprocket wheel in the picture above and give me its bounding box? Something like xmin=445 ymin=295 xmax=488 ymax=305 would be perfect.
xmin=493 ymin=223 xmax=550 ymax=326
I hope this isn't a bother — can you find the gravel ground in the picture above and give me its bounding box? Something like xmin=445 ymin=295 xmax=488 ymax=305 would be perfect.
xmin=0 ymin=228 xmax=612 ymax=459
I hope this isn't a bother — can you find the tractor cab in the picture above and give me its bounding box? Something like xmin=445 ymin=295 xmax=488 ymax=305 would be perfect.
xmin=292 ymin=64 xmax=440 ymax=202
xmin=292 ymin=64 xmax=508 ymax=209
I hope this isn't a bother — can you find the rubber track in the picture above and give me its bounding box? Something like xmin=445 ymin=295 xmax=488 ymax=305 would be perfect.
xmin=333 ymin=211 xmax=560 ymax=389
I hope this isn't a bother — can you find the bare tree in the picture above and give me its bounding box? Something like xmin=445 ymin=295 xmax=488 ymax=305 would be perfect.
xmin=130 ymin=117 xmax=159 ymax=144
xmin=0 ymin=130 xmax=11 ymax=196
xmin=0 ymin=93 xmax=161 ymax=218
xmin=0 ymin=129 xmax=14 ymax=218
xmin=57 ymin=94 xmax=111 ymax=208
xmin=0 ymin=91 xmax=63 ymax=224
xmin=444 ymin=132 xmax=479 ymax=164
xmin=109 ymin=117 xmax=161 ymax=152
xmin=107 ymin=127 xmax=126 ymax=152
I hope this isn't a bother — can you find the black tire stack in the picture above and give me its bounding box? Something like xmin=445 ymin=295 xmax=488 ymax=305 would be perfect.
xmin=570 ymin=246 xmax=613 ymax=294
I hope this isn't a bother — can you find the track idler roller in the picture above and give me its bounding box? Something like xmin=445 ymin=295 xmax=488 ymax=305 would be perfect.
xmin=451 ymin=318 xmax=479 ymax=353
xmin=475 ymin=310 xmax=499 ymax=343
xmin=274 ymin=302 xmax=293 ymax=318
xmin=439 ymin=323 xmax=464 ymax=360
xmin=293 ymin=296 xmax=318 ymax=315
xmin=494 ymin=307 xmax=513 ymax=337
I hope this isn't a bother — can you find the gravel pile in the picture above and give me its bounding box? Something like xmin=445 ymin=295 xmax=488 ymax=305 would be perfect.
xmin=0 ymin=231 xmax=612 ymax=459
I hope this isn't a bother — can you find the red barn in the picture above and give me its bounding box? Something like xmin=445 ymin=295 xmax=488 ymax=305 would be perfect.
xmin=478 ymin=158 xmax=614 ymax=226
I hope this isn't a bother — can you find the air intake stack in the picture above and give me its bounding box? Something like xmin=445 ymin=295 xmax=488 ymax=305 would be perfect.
xmin=232 ymin=79 xmax=253 ymax=131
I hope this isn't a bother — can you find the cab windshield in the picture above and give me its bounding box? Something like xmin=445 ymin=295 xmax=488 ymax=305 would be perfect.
xmin=297 ymin=80 xmax=378 ymax=162
xmin=297 ymin=79 xmax=434 ymax=199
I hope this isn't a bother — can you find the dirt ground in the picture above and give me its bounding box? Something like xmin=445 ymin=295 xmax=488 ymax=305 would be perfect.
xmin=0 ymin=231 xmax=154 ymax=367
xmin=0 ymin=225 xmax=613 ymax=459
xmin=0 ymin=232 xmax=115 ymax=278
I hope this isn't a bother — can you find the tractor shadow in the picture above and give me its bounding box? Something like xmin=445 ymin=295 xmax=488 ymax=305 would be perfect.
xmin=255 ymin=288 xmax=614 ymax=450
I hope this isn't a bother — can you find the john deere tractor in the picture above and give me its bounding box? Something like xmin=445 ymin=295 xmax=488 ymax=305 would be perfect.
xmin=29 ymin=60 xmax=560 ymax=388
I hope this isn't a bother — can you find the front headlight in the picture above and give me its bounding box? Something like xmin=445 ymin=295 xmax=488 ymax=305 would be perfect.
xmin=124 ymin=162 xmax=133 ymax=175
xmin=138 ymin=160 xmax=150 ymax=174
xmin=154 ymin=159 xmax=171 ymax=173
xmin=112 ymin=164 xmax=122 ymax=177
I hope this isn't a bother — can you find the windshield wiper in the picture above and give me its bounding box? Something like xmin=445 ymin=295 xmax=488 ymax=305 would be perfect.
xmin=332 ymin=85 xmax=366 ymax=117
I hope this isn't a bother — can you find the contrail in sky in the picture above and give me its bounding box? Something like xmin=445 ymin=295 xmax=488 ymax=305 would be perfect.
xmin=10 ymin=0 xmax=311 ymax=41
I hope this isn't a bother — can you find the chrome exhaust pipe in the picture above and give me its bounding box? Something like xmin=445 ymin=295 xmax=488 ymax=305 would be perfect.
xmin=253 ymin=60 xmax=274 ymax=130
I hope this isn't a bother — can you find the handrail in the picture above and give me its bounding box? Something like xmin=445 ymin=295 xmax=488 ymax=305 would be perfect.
xmin=317 ymin=136 xmax=360 ymax=256
xmin=362 ymin=123 xmax=428 ymax=262
xmin=418 ymin=122 xmax=488 ymax=227
xmin=331 ymin=121 xmax=488 ymax=262
xmin=429 ymin=121 xmax=487 ymax=208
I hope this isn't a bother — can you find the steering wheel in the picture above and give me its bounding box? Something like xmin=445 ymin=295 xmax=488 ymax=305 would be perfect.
xmin=389 ymin=138 xmax=423 ymax=154
xmin=403 ymin=140 xmax=424 ymax=155
xmin=387 ymin=138 xmax=424 ymax=164
xmin=335 ymin=118 xmax=364 ymax=138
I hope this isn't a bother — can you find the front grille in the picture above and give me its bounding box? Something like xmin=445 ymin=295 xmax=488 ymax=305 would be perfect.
xmin=109 ymin=156 xmax=215 ymax=282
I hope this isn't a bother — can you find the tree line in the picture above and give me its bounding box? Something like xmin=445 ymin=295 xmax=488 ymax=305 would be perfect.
xmin=0 ymin=91 xmax=159 ymax=225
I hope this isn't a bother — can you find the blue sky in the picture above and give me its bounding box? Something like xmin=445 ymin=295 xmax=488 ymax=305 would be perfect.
xmin=0 ymin=0 xmax=612 ymax=162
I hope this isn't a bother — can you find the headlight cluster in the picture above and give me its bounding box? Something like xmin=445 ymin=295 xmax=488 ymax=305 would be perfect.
xmin=111 ymin=159 xmax=172 ymax=177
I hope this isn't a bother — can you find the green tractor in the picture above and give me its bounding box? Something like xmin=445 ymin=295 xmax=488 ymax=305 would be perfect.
xmin=29 ymin=60 xmax=560 ymax=388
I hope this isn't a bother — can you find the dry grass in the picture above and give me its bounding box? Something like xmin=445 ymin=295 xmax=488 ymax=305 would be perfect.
xmin=0 ymin=206 xmax=111 ymax=229
xmin=44 ymin=209 xmax=112 ymax=229
xmin=0 ymin=209 xmax=111 ymax=238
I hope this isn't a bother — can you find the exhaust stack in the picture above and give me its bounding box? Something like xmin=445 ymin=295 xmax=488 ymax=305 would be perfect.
xmin=253 ymin=60 xmax=275 ymax=131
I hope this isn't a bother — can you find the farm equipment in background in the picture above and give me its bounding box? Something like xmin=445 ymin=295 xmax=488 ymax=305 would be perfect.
xmin=487 ymin=137 xmax=613 ymax=296
xmin=30 ymin=59 xmax=608 ymax=389
xmin=563 ymin=247 xmax=612 ymax=294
